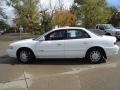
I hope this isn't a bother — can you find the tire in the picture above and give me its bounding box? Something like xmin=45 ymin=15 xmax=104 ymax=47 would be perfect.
xmin=17 ymin=49 xmax=35 ymax=64
xmin=86 ymin=48 xmax=105 ymax=64
xmin=117 ymin=38 xmax=120 ymax=41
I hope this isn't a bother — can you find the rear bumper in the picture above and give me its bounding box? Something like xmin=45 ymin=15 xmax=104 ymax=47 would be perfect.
xmin=105 ymin=45 xmax=119 ymax=56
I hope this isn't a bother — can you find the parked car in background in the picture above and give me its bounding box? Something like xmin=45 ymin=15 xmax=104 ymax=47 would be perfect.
xmin=0 ymin=29 xmax=4 ymax=35
xmin=95 ymin=24 xmax=120 ymax=39
xmin=7 ymin=27 xmax=119 ymax=64
xmin=116 ymin=27 xmax=120 ymax=29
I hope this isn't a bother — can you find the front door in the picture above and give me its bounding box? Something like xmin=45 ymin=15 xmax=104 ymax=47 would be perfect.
xmin=36 ymin=30 xmax=66 ymax=58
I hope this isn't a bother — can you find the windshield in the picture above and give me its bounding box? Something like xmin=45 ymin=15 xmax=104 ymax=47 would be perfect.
xmin=88 ymin=29 xmax=101 ymax=36
xmin=34 ymin=35 xmax=43 ymax=41
xmin=104 ymin=24 xmax=115 ymax=29
xmin=34 ymin=31 xmax=49 ymax=41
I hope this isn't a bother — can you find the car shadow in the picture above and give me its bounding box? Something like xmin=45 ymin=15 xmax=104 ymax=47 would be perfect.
xmin=0 ymin=55 xmax=104 ymax=65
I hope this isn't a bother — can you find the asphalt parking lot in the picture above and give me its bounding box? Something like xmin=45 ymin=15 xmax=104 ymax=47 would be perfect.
xmin=0 ymin=40 xmax=120 ymax=90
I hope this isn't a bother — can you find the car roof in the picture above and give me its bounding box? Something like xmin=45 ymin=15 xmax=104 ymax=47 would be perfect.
xmin=42 ymin=26 xmax=98 ymax=38
xmin=96 ymin=24 xmax=111 ymax=26
xmin=51 ymin=27 xmax=86 ymax=31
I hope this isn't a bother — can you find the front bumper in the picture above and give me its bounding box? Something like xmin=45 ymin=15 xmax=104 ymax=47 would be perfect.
xmin=7 ymin=49 xmax=16 ymax=58
xmin=115 ymin=32 xmax=120 ymax=39
xmin=116 ymin=35 xmax=120 ymax=39
xmin=105 ymin=45 xmax=119 ymax=56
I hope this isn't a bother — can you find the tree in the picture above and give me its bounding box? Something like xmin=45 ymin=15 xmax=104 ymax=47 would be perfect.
xmin=52 ymin=10 xmax=76 ymax=27
xmin=8 ymin=0 xmax=41 ymax=34
xmin=41 ymin=11 xmax=52 ymax=32
xmin=108 ymin=7 xmax=120 ymax=26
xmin=70 ymin=0 xmax=84 ymax=21
xmin=0 ymin=1 xmax=7 ymax=19
xmin=39 ymin=0 xmax=57 ymax=32
xmin=0 ymin=20 xmax=10 ymax=31
xmin=81 ymin=0 xmax=112 ymax=28
xmin=74 ymin=0 xmax=85 ymax=5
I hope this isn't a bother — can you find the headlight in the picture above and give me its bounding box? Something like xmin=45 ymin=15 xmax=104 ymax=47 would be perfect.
xmin=8 ymin=46 xmax=14 ymax=49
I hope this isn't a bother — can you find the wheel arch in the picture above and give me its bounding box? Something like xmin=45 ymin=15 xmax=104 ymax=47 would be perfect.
xmin=86 ymin=46 xmax=107 ymax=59
xmin=16 ymin=47 xmax=35 ymax=58
xmin=105 ymin=32 xmax=111 ymax=36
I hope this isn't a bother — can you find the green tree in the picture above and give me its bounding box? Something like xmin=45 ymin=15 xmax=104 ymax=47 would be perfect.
xmin=41 ymin=11 xmax=52 ymax=32
xmin=52 ymin=10 xmax=76 ymax=27
xmin=8 ymin=0 xmax=41 ymax=34
xmin=108 ymin=7 xmax=120 ymax=27
xmin=74 ymin=0 xmax=85 ymax=5
xmin=0 ymin=20 xmax=10 ymax=31
xmin=81 ymin=0 xmax=112 ymax=28
xmin=70 ymin=0 xmax=84 ymax=21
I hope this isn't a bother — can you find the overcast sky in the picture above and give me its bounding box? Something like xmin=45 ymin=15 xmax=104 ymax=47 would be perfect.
xmin=1 ymin=0 xmax=120 ymax=25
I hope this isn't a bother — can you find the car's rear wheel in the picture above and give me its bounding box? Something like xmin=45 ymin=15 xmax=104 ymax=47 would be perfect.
xmin=17 ymin=49 xmax=35 ymax=64
xmin=86 ymin=48 xmax=105 ymax=64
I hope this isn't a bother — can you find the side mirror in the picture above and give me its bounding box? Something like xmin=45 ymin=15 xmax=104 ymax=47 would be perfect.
xmin=39 ymin=36 xmax=45 ymax=41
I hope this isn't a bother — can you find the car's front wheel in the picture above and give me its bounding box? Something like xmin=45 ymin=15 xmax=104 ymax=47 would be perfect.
xmin=17 ymin=48 xmax=35 ymax=64
xmin=86 ymin=48 xmax=105 ymax=64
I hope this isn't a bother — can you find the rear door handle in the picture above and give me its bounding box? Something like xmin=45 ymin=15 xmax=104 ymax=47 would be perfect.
xmin=40 ymin=50 xmax=44 ymax=52
xmin=83 ymin=42 xmax=88 ymax=44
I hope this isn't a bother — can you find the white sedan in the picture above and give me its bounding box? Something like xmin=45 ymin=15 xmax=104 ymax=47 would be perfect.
xmin=7 ymin=27 xmax=119 ymax=64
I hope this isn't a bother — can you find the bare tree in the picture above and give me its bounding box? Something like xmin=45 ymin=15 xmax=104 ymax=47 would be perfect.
xmin=58 ymin=0 xmax=64 ymax=10
xmin=0 ymin=1 xmax=7 ymax=19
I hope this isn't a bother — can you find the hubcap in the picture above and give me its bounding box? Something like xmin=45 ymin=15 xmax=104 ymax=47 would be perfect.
xmin=20 ymin=51 xmax=28 ymax=62
xmin=90 ymin=51 xmax=101 ymax=62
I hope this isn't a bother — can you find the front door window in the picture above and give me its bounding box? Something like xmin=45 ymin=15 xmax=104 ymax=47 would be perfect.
xmin=45 ymin=30 xmax=66 ymax=40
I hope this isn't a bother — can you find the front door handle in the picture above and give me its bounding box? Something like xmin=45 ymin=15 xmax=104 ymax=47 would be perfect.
xmin=57 ymin=43 xmax=62 ymax=46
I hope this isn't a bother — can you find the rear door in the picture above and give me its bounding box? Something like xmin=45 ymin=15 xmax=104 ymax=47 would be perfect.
xmin=65 ymin=29 xmax=91 ymax=58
